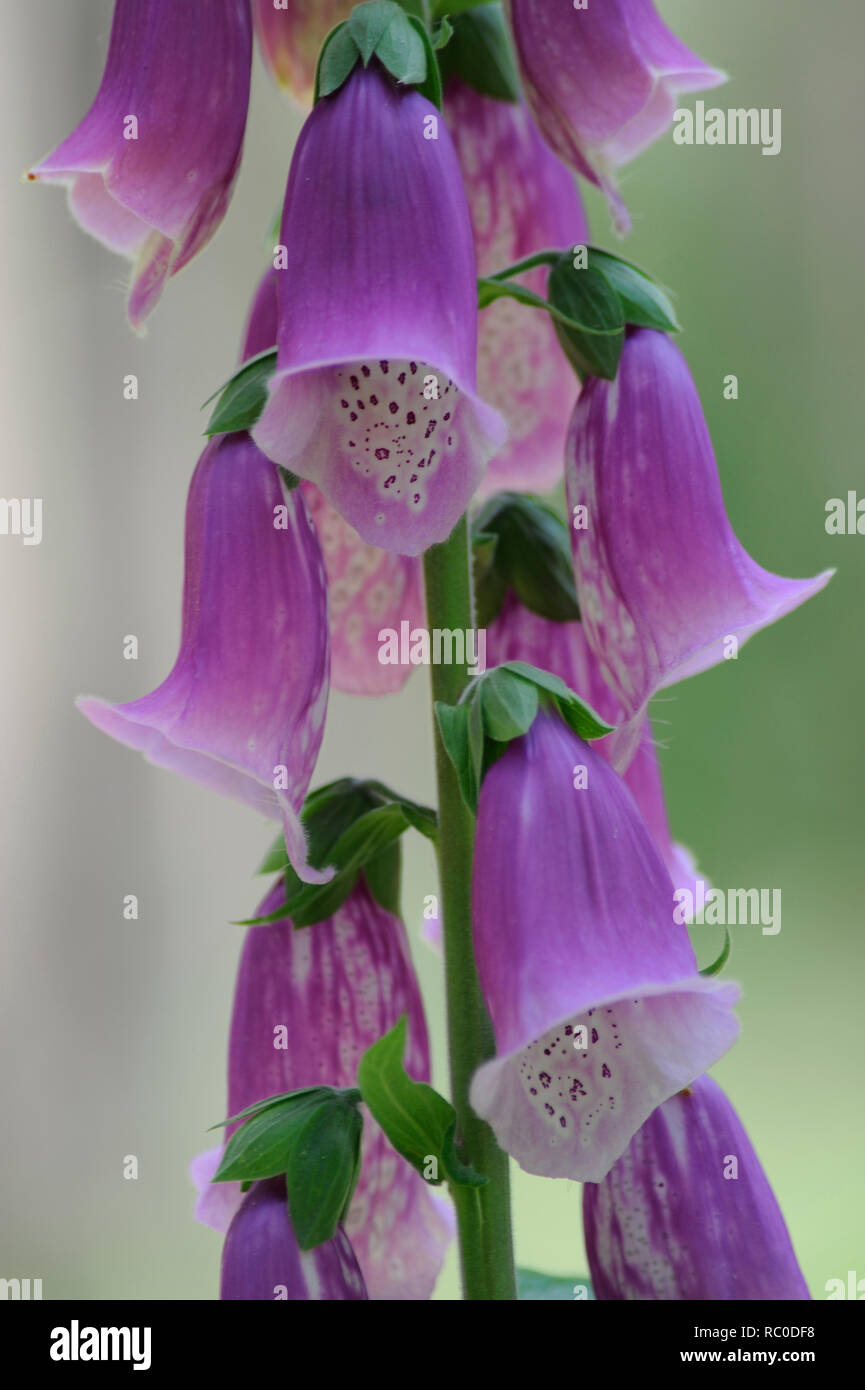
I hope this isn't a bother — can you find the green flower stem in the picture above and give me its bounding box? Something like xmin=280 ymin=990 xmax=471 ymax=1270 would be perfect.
xmin=423 ymin=515 xmax=517 ymax=1301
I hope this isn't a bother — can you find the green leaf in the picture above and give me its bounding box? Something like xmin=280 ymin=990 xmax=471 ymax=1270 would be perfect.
xmin=472 ymin=492 xmax=580 ymax=624
xmin=358 ymin=1017 xmax=485 ymax=1188
xmin=213 ymin=1091 xmax=333 ymax=1183
xmin=314 ymin=23 xmax=361 ymax=101
xmin=589 ymin=248 xmax=680 ymax=332
xmin=348 ymin=2 xmax=402 ymax=63
xmin=285 ymin=1095 xmax=364 ymax=1250
xmin=517 ymin=1269 xmax=594 ymax=1301
xmin=547 ymin=257 xmax=626 ymax=381
xmin=247 ymin=779 xmax=435 ymax=926
xmin=479 ymin=667 xmax=539 ymax=742
xmin=700 ymin=927 xmax=732 ymax=977
xmin=203 ymin=349 xmax=276 ymax=436
xmin=437 ymin=4 xmax=521 ymax=103
xmin=212 ymin=1087 xmax=364 ymax=1252
xmin=210 ymin=1087 xmax=334 ymax=1131
xmin=500 ymin=661 xmax=614 ymax=741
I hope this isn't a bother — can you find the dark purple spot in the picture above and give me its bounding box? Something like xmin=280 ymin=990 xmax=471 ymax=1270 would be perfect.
xmin=544 ymin=1103 xmax=555 ymax=1116
xmin=350 ymin=375 xmax=359 ymax=391
xmin=380 ymin=360 xmax=389 ymax=373
xmin=559 ymin=1116 xmax=567 ymax=1129
xmin=409 ymin=361 xmax=418 ymax=374
xmin=406 ymin=411 xmax=416 ymax=425
xmin=388 ymin=401 xmax=398 ymax=415
xmin=374 ymin=447 xmax=390 ymax=460
xmin=340 ymin=399 xmax=349 ymax=409
xmin=350 ymin=412 xmax=358 ymax=422
xmin=591 ymin=1028 xmax=598 ymax=1044
xmin=443 ymin=411 xmax=451 ymax=421
xmin=356 ymin=400 xmax=365 ymax=410
xmin=602 ymin=1063 xmax=611 ymax=1079
xmin=425 ymin=420 xmax=437 ymax=438
xmin=529 ymin=1087 xmax=537 ymax=1096
xmin=538 ymin=1071 xmax=551 ymax=1089
xmin=384 ymin=475 xmax=396 ymax=488
xmin=369 ymin=394 xmax=378 ymax=405
xmin=398 ymin=372 xmax=406 ymax=385
xmin=361 ymin=365 xmax=370 ymax=378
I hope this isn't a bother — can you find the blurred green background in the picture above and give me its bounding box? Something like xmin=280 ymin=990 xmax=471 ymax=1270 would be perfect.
xmin=1 ymin=1 xmax=861 ymax=1299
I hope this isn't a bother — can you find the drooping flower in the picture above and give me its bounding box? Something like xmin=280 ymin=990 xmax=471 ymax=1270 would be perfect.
xmin=221 ymin=1177 xmax=368 ymax=1300
xmin=27 ymin=0 xmax=252 ymax=329
xmin=252 ymin=0 xmax=353 ymax=107
xmin=251 ymin=65 xmax=507 ymax=556
xmin=194 ymin=878 xmax=453 ymax=1300
xmin=77 ymin=435 xmax=331 ymax=883
xmin=243 ymin=268 xmax=424 ymax=694
xmin=486 ymin=594 xmax=699 ymax=896
xmin=444 ymin=80 xmax=586 ymax=496
xmin=566 ymin=329 xmax=833 ymax=770
xmin=504 ymin=0 xmax=726 ymax=232
xmin=583 ymin=1075 xmax=810 ymax=1300
xmin=468 ymin=709 xmax=740 ymax=1183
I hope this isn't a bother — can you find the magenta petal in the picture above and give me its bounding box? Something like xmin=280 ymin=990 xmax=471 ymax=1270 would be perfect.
xmin=220 ymin=1178 xmax=367 ymax=1301
xmin=505 ymin=0 xmax=725 ymax=231
xmin=222 ymin=879 xmax=453 ymax=1300
xmin=444 ymin=82 xmax=586 ymax=496
xmin=486 ymin=596 xmax=699 ymax=893
xmin=584 ymin=1075 xmax=810 ymax=1300
xmin=77 ymin=434 xmax=330 ymax=884
xmin=469 ymin=711 xmax=739 ymax=1181
xmin=28 ymin=0 xmax=251 ymax=329
xmin=251 ymin=66 xmax=506 ymax=555
xmin=566 ymin=330 xmax=833 ymax=771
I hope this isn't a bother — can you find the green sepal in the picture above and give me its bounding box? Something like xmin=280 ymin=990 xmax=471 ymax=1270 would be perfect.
xmin=588 ymin=248 xmax=680 ymax=333
xmin=242 ymin=779 xmax=436 ymax=929
xmin=435 ymin=663 xmax=613 ymax=814
xmin=502 ymin=661 xmax=613 ymax=741
xmin=472 ymin=492 xmax=579 ymax=626
xmin=431 ymin=16 xmax=454 ymax=50
xmin=517 ymin=1269 xmax=595 ymax=1301
xmin=314 ymin=23 xmax=361 ymax=101
xmin=700 ymin=927 xmax=732 ymax=977
xmin=546 ymin=257 xmax=626 ymax=381
xmin=209 ymin=1086 xmax=335 ymax=1132
xmin=211 ymin=1085 xmax=364 ymax=1252
xmin=348 ymin=2 xmax=401 ymax=63
xmin=203 ymin=349 xmax=276 ymax=437
xmin=479 ymin=244 xmax=680 ymax=384
xmin=479 ymin=666 xmax=539 ymax=742
xmin=357 ymin=1016 xmax=486 ymax=1188
xmin=437 ymin=4 xmax=521 ymax=103
xmin=434 ymin=701 xmax=479 ymax=813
